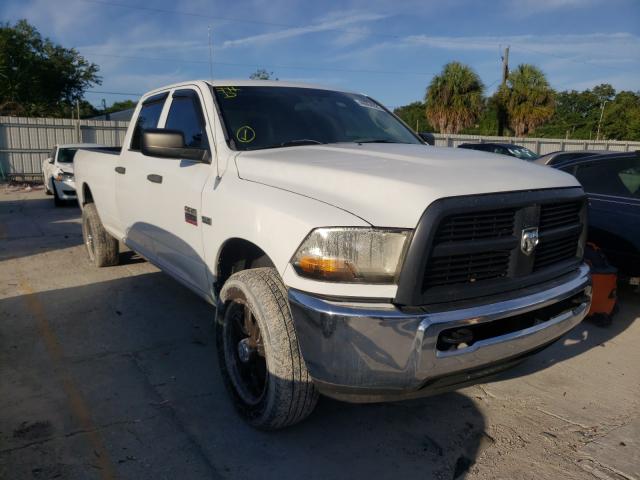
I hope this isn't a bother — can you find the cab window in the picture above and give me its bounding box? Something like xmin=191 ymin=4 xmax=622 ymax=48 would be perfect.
xmin=130 ymin=93 xmax=168 ymax=151
xmin=165 ymin=90 xmax=209 ymax=149
xmin=575 ymin=156 xmax=640 ymax=199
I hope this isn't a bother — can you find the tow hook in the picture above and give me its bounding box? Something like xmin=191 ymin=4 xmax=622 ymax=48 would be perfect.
xmin=439 ymin=328 xmax=474 ymax=349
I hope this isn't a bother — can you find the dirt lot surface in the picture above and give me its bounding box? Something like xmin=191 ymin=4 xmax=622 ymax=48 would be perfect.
xmin=1 ymin=187 xmax=638 ymax=480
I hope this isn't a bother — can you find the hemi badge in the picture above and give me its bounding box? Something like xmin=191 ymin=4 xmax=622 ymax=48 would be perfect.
xmin=184 ymin=206 xmax=198 ymax=226
xmin=202 ymin=216 xmax=212 ymax=225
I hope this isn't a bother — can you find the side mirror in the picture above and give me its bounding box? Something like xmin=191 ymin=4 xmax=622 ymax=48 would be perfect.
xmin=48 ymin=157 xmax=54 ymax=164
xmin=141 ymin=128 xmax=207 ymax=161
xmin=418 ymin=132 xmax=435 ymax=146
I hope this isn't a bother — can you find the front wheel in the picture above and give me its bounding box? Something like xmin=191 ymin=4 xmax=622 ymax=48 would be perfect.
xmin=81 ymin=203 xmax=119 ymax=267
xmin=216 ymin=268 xmax=318 ymax=430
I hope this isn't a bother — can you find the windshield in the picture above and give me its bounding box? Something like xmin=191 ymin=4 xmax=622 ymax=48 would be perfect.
xmin=57 ymin=148 xmax=78 ymax=163
xmin=508 ymin=146 xmax=538 ymax=160
xmin=211 ymin=86 xmax=421 ymax=151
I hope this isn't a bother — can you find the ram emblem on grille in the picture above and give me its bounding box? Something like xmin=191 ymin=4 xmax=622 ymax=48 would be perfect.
xmin=521 ymin=227 xmax=540 ymax=256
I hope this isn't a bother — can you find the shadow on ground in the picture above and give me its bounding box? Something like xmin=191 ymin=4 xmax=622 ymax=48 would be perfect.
xmin=1 ymin=272 xmax=490 ymax=480
xmin=0 ymin=193 xmax=83 ymax=262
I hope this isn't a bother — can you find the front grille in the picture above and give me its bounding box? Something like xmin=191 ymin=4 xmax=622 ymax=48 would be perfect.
xmin=534 ymin=234 xmax=580 ymax=270
xmin=421 ymin=199 xmax=584 ymax=292
xmin=423 ymin=250 xmax=510 ymax=288
xmin=539 ymin=201 xmax=582 ymax=231
xmin=435 ymin=209 xmax=516 ymax=243
xmin=534 ymin=201 xmax=583 ymax=271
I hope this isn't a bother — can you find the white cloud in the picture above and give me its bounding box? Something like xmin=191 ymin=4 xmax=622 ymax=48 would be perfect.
xmin=506 ymin=0 xmax=604 ymax=16
xmin=334 ymin=32 xmax=640 ymax=69
xmin=220 ymin=12 xmax=386 ymax=49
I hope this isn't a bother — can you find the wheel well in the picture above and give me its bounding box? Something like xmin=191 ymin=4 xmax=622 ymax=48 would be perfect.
xmin=82 ymin=184 xmax=94 ymax=205
xmin=215 ymin=238 xmax=275 ymax=295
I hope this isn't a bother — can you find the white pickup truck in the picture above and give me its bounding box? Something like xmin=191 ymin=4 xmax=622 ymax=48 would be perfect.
xmin=42 ymin=143 xmax=107 ymax=206
xmin=74 ymin=80 xmax=592 ymax=429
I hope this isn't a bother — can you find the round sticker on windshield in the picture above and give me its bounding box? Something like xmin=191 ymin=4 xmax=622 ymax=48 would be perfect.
xmin=236 ymin=126 xmax=256 ymax=143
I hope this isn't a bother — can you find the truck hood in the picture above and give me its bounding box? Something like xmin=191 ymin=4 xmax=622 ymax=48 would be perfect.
xmin=235 ymin=144 xmax=581 ymax=228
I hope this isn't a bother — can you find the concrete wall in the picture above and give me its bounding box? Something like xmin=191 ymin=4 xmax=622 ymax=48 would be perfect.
xmin=0 ymin=116 xmax=128 ymax=179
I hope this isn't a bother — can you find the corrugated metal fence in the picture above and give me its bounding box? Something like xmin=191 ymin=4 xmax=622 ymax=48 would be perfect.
xmin=1 ymin=115 xmax=639 ymax=180
xmin=0 ymin=116 xmax=128 ymax=180
xmin=432 ymin=133 xmax=640 ymax=154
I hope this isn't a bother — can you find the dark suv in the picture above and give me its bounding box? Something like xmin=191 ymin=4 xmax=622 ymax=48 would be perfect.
xmin=458 ymin=142 xmax=539 ymax=160
xmin=552 ymin=151 xmax=640 ymax=278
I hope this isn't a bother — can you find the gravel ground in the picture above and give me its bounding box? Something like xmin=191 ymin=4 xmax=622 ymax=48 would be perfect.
xmin=1 ymin=187 xmax=638 ymax=480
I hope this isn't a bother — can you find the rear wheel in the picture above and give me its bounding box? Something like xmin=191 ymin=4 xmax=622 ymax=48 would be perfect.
xmin=216 ymin=268 xmax=318 ymax=430
xmin=81 ymin=203 xmax=119 ymax=267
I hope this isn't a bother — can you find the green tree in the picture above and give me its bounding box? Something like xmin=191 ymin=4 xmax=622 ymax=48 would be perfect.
xmin=599 ymin=91 xmax=640 ymax=140
xmin=105 ymin=99 xmax=137 ymax=114
xmin=425 ymin=62 xmax=484 ymax=134
xmin=249 ymin=68 xmax=277 ymax=80
xmin=0 ymin=20 xmax=101 ymax=117
xmin=462 ymin=96 xmax=499 ymax=135
xmin=503 ymin=64 xmax=555 ymax=136
xmin=393 ymin=101 xmax=433 ymax=132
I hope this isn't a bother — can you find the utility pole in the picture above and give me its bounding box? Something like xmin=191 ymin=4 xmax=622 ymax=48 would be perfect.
xmin=501 ymin=46 xmax=510 ymax=87
xmin=596 ymin=100 xmax=608 ymax=141
xmin=76 ymin=100 xmax=81 ymax=142
xmin=497 ymin=46 xmax=509 ymax=136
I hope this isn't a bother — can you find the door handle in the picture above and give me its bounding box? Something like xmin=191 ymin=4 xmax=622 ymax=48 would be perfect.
xmin=147 ymin=174 xmax=163 ymax=184
xmin=115 ymin=166 xmax=126 ymax=174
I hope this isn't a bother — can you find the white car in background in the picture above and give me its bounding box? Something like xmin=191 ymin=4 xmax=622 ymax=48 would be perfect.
xmin=43 ymin=143 xmax=108 ymax=206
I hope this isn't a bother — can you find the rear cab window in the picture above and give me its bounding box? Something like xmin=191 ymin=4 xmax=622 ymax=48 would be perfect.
xmin=130 ymin=92 xmax=168 ymax=151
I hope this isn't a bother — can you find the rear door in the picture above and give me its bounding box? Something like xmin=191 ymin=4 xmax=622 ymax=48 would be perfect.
xmin=142 ymin=87 xmax=214 ymax=295
xmin=115 ymin=92 xmax=169 ymax=257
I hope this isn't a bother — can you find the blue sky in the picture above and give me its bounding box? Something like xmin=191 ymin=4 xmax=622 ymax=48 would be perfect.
xmin=2 ymin=0 xmax=639 ymax=109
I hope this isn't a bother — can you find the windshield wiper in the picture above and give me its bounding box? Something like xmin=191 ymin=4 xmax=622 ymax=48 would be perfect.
xmin=259 ymin=139 xmax=325 ymax=150
xmin=356 ymin=139 xmax=402 ymax=144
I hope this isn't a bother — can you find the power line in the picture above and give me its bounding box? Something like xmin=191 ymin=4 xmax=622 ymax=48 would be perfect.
xmin=81 ymin=51 xmax=436 ymax=76
xmin=79 ymin=0 xmax=402 ymax=39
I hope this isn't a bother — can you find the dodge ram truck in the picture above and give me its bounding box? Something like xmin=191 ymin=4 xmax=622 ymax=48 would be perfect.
xmin=74 ymin=80 xmax=592 ymax=430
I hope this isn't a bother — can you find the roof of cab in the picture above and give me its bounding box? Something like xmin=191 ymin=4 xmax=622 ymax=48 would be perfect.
xmin=141 ymin=79 xmax=355 ymax=99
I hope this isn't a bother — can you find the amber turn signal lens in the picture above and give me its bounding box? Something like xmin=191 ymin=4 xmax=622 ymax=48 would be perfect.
xmin=296 ymin=256 xmax=358 ymax=281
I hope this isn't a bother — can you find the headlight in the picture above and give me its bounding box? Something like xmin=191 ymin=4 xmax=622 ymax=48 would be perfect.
xmin=55 ymin=172 xmax=74 ymax=181
xmin=291 ymin=227 xmax=411 ymax=283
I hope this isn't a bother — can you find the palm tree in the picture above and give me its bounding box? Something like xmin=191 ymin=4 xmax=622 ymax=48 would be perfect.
xmin=425 ymin=62 xmax=484 ymax=134
xmin=504 ymin=64 xmax=555 ymax=136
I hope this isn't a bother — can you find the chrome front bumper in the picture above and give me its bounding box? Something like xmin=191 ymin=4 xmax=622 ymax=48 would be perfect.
xmin=288 ymin=264 xmax=591 ymax=402
xmin=53 ymin=178 xmax=77 ymax=199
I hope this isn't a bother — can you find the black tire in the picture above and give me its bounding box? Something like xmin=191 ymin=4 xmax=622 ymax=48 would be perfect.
xmin=81 ymin=203 xmax=119 ymax=267
xmin=52 ymin=180 xmax=64 ymax=206
xmin=216 ymin=267 xmax=318 ymax=430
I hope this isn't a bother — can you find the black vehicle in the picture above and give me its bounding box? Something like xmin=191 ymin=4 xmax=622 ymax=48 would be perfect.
xmin=458 ymin=142 xmax=539 ymax=160
xmin=535 ymin=149 xmax=611 ymax=167
xmin=551 ymin=151 xmax=640 ymax=279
